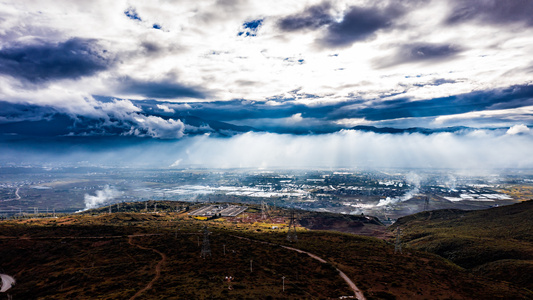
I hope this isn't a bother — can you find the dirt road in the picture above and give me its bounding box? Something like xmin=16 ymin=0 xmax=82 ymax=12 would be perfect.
xmin=128 ymin=236 xmax=167 ymax=300
xmin=1 ymin=187 xmax=21 ymax=202
xmin=231 ymin=235 xmax=366 ymax=300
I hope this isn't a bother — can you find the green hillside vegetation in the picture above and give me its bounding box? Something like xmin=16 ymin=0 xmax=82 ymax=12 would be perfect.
xmin=0 ymin=201 xmax=530 ymax=299
xmin=392 ymin=200 xmax=533 ymax=292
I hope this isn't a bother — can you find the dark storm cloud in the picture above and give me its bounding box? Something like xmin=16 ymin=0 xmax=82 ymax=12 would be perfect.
xmin=329 ymin=84 xmax=533 ymax=121
xmin=2 ymin=84 xmax=532 ymax=138
xmin=446 ymin=0 xmax=533 ymax=26
xmin=145 ymin=99 xmax=345 ymax=123
xmin=0 ymin=99 xmax=189 ymax=139
xmin=116 ymin=76 xmax=207 ymax=99
xmin=374 ymin=43 xmax=462 ymax=68
xmin=0 ymin=101 xmax=57 ymax=123
xmin=0 ymin=38 xmax=112 ymax=83
xmin=134 ymin=84 xmax=533 ymax=131
xmin=277 ymin=3 xmax=405 ymax=48
xmin=277 ymin=2 xmax=333 ymax=31
xmin=318 ymin=5 xmax=403 ymax=48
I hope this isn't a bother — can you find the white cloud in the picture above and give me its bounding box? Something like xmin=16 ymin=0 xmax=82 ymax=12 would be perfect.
xmin=334 ymin=118 xmax=374 ymax=127
xmin=169 ymin=130 xmax=533 ymax=169
xmin=434 ymin=106 xmax=533 ymax=125
xmin=507 ymin=124 xmax=530 ymax=135
xmin=131 ymin=115 xmax=185 ymax=139
xmin=0 ymin=0 xmax=531 ymax=108
xmin=156 ymin=104 xmax=175 ymax=113
xmin=1 ymin=0 xmax=533 ymax=140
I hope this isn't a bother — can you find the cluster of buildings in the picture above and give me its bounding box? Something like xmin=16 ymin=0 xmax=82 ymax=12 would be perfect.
xmin=188 ymin=205 xmax=248 ymax=217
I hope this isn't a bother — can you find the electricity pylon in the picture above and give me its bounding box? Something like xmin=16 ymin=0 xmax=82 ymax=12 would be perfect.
xmin=394 ymin=227 xmax=402 ymax=254
xmin=261 ymin=200 xmax=271 ymax=220
xmin=201 ymin=226 xmax=212 ymax=258
xmin=287 ymin=210 xmax=298 ymax=242
xmin=423 ymin=196 xmax=430 ymax=211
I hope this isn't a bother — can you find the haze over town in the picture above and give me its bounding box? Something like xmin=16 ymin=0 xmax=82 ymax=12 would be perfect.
xmin=1 ymin=0 xmax=532 ymax=221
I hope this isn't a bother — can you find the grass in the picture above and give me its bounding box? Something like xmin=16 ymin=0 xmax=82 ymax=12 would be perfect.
xmin=392 ymin=200 xmax=533 ymax=293
xmin=0 ymin=201 xmax=531 ymax=299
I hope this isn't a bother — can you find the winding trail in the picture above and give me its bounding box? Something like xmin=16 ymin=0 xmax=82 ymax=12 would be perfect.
xmin=1 ymin=187 xmax=21 ymax=202
xmin=128 ymin=236 xmax=167 ymax=300
xmin=231 ymin=235 xmax=366 ymax=300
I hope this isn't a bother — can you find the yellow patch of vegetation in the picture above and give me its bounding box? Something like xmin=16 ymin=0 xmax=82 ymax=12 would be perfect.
xmin=498 ymin=184 xmax=533 ymax=201
xmin=252 ymin=222 xmax=287 ymax=229
xmin=193 ymin=216 xmax=208 ymax=220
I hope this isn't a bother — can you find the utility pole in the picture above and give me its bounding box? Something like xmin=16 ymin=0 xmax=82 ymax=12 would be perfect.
xmin=109 ymin=205 xmax=112 ymax=214
xmin=394 ymin=227 xmax=402 ymax=254
xmin=201 ymin=226 xmax=211 ymax=258
xmin=287 ymin=210 xmax=298 ymax=242
xmin=154 ymin=203 xmax=157 ymax=213
xmin=145 ymin=201 xmax=148 ymax=211
xmin=282 ymin=276 xmax=286 ymax=292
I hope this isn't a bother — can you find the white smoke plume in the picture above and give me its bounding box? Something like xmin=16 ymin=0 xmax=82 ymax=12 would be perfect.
xmin=377 ymin=172 xmax=422 ymax=207
xmin=82 ymin=185 xmax=122 ymax=211
xmin=445 ymin=174 xmax=457 ymax=191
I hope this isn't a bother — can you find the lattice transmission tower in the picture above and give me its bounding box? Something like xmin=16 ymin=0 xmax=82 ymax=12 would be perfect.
xmin=423 ymin=196 xmax=430 ymax=211
xmin=261 ymin=200 xmax=271 ymax=220
xmin=201 ymin=225 xmax=212 ymax=258
xmin=394 ymin=227 xmax=402 ymax=254
xmin=287 ymin=210 xmax=298 ymax=242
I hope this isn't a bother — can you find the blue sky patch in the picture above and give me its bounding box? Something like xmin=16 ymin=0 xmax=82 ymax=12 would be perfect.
xmin=124 ymin=7 xmax=142 ymax=21
xmin=238 ymin=19 xmax=263 ymax=37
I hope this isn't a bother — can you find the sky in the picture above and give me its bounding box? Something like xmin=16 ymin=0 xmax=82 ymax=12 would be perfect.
xmin=1 ymin=0 xmax=533 ymax=169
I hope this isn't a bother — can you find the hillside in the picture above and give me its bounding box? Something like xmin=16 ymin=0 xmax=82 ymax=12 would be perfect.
xmin=392 ymin=200 xmax=533 ymax=292
xmin=0 ymin=201 xmax=530 ymax=299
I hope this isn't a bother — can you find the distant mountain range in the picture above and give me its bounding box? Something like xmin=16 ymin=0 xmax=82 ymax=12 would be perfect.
xmin=0 ymin=111 xmax=518 ymax=140
xmin=0 ymin=113 xmax=259 ymax=138
xmin=350 ymin=125 xmax=473 ymax=134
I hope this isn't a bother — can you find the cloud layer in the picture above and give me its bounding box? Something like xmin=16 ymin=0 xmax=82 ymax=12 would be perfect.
xmin=2 ymin=129 xmax=533 ymax=171
xmin=0 ymin=0 xmax=532 ymax=169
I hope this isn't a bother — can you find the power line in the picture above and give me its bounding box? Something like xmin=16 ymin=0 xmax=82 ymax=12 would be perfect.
xmin=287 ymin=210 xmax=298 ymax=242
xmin=201 ymin=226 xmax=211 ymax=258
xmin=261 ymin=200 xmax=271 ymax=220
xmin=394 ymin=227 xmax=402 ymax=254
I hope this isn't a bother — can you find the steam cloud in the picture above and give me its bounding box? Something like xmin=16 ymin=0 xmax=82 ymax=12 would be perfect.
xmin=377 ymin=172 xmax=422 ymax=207
xmin=82 ymin=186 xmax=122 ymax=211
